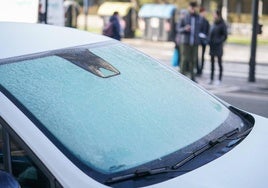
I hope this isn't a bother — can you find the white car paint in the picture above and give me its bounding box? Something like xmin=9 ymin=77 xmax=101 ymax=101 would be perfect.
xmin=1 ymin=88 xmax=268 ymax=188
xmin=148 ymin=114 xmax=268 ymax=188
xmin=0 ymin=92 xmax=108 ymax=188
xmin=1 ymin=22 xmax=268 ymax=188
xmin=0 ymin=22 xmax=112 ymax=59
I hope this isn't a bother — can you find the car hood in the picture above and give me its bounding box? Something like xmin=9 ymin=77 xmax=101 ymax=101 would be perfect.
xmin=147 ymin=113 xmax=268 ymax=188
xmin=0 ymin=22 xmax=112 ymax=59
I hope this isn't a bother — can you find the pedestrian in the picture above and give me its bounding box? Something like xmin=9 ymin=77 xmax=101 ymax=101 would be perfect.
xmin=64 ymin=0 xmax=80 ymax=28
xmin=109 ymin=11 xmax=121 ymax=41
xmin=208 ymin=9 xmax=228 ymax=85
xmin=197 ymin=7 xmax=210 ymax=76
xmin=178 ymin=1 xmax=200 ymax=82
xmin=172 ymin=9 xmax=188 ymax=69
xmin=38 ymin=3 xmax=45 ymax=23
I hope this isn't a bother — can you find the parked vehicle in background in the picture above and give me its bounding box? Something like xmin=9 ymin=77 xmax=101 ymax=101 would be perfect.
xmin=0 ymin=22 xmax=268 ymax=188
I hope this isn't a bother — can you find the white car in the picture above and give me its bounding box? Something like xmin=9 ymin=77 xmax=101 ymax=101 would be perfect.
xmin=0 ymin=22 xmax=268 ymax=188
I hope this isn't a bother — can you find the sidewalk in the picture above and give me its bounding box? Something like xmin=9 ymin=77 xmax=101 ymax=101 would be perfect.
xmin=196 ymin=71 xmax=268 ymax=96
xmin=222 ymin=43 xmax=268 ymax=65
xmin=122 ymin=38 xmax=268 ymax=96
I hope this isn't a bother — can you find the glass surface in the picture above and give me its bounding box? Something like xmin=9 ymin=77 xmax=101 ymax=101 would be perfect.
xmin=0 ymin=43 xmax=229 ymax=174
xmin=0 ymin=123 xmax=50 ymax=187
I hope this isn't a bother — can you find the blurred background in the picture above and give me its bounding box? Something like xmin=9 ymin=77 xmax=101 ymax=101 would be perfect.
xmin=0 ymin=0 xmax=268 ymax=117
xmin=0 ymin=0 xmax=267 ymax=43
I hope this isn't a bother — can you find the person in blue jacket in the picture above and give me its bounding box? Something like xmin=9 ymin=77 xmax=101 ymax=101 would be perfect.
xmin=0 ymin=170 xmax=20 ymax=188
xmin=109 ymin=11 xmax=121 ymax=41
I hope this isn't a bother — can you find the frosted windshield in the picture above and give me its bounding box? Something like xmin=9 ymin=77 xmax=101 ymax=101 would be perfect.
xmin=0 ymin=43 xmax=229 ymax=174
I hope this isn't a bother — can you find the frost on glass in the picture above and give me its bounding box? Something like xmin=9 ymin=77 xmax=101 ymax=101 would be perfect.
xmin=0 ymin=44 xmax=229 ymax=174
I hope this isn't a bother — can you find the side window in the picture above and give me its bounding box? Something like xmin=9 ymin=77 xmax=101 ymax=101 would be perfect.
xmin=0 ymin=123 xmax=6 ymax=171
xmin=0 ymin=122 xmax=51 ymax=188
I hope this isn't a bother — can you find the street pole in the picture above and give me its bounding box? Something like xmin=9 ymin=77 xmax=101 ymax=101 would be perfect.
xmin=248 ymin=0 xmax=259 ymax=82
xmin=44 ymin=0 xmax=48 ymax=24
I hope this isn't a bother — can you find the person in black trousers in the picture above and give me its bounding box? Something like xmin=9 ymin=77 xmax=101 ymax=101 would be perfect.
xmin=197 ymin=7 xmax=210 ymax=76
xmin=208 ymin=10 xmax=227 ymax=85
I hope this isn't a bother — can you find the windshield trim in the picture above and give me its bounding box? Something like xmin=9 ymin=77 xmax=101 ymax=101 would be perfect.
xmin=1 ymin=82 xmax=254 ymax=186
xmin=0 ymin=42 xmax=255 ymax=187
xmin=0 ymin=40 xmax=117 ymax=65
xmin=104 ymin=107 xmax=254 ymax=186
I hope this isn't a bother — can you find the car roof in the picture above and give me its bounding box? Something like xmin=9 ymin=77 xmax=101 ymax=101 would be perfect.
xmin=0 ymin=22 xmax=111 ymax=59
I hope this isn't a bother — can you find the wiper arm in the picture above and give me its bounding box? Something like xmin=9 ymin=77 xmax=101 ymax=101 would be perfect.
xmin=172 ymin=128 xmax=240 ymax=169
xmin=105 ymin=167 xmax=175 ymax=185
xmin=106 ymin=128 xmax=244 ymax=185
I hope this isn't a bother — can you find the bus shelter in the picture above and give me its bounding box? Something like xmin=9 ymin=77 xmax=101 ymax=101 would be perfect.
xmin=138 ymin=4 xmax=177 ymax=41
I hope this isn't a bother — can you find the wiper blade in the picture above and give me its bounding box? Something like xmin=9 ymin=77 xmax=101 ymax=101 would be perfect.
xmin=172 ymin=128 xmax=240 ymax=169
xmin=106 ymin=128 xmax=243 ymax=185
xmin=105 ymin=167 xmax=172 ymax=185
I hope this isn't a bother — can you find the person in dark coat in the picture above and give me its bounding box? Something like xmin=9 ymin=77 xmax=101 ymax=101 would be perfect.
xmin=208 ymin=10 xmax=227 ymax=85
xmin=197 ymin=7 xmax=210 ymax=76
xmin=109 ymin=11 xmax=121 ymax=41
xmin=178 ymin=1 xmax=201 ymax=82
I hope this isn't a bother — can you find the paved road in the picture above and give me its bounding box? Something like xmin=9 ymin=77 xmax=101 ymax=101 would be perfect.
xmin=122 ymin=39 xmax=268 ymax=118
xmin=217 ymin=91 xmax=268 ymax=118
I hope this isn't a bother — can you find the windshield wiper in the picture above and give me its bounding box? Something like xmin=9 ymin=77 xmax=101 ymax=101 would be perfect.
xmin=172 ymin=128 xmax=240 ymax=169
xmin=106 ymin=128 xmax=247 ymax=185
xmin=105 ymin=166 xmax=180 ymax=185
